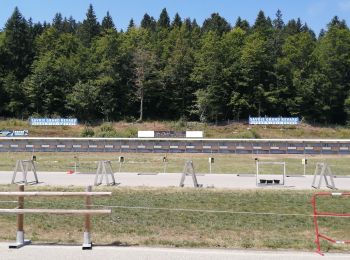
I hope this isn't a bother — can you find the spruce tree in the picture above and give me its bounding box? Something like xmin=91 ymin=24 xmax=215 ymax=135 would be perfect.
xmin=171 ymin=13 xmax=182 ymax=28
xmin=235 ymin=17 xmax=250 ymax=31
xmin=3 ymin=7 xmax=33 ymax=80
xmin=78 ymin=4 xmax=100 ymax=46
xmin=102 ymin=11 xmax=116 ymax=31
xmin=52 ymin=13 xmax=63 ymax=32
xmin=158 ymin=8 xmax=170 ymax=29
xmin=253 ymin=10 xmax=272 ymax=33
xmin=127 ymin=19 xmax=135 ymax=31
xmin=141 ymin=14 xmax=156 ymax=30
xmin=202 ymin=13 xmax=231 ymax=35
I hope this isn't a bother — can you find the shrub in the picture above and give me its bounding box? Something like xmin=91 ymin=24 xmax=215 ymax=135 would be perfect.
xmin=96 ymin=123 xmax=117 ymax=137
xmin=81 ymin=127 xmax=95 ymax=137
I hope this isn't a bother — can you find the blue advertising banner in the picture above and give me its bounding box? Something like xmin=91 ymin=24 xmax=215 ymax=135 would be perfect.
xmin=29 ymin=118 xmax=78 ymax=126
xmin=0 ymin=130 xmax=29 ymax=137
xmin=249 ymin=117 xmax=299 ymax=125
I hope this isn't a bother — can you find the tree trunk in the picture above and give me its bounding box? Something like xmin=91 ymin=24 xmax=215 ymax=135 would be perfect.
xmin=139 ymin=88 xmax=144 ymax=122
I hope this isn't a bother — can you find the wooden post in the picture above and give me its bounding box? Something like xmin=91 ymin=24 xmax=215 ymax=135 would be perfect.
xmin=83 ymin=186 xmax=92 ymax=249
xmin=85 ymin=186 xmax=92 ymax=232
xmin=17 ymin=185 xmax=24 ymax=232
xmin=9 ymin=184 xmax=31 ymax=248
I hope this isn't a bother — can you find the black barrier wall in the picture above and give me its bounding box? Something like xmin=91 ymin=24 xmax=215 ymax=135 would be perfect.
xmin=0 ymin=138 xmax=349 ymax=155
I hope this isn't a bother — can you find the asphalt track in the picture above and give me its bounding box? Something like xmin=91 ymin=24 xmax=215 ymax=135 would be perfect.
xmin=0 ymin=243 xmax=349 ymax=260
xmin=1 ymin=171 xmax=350 ymax=189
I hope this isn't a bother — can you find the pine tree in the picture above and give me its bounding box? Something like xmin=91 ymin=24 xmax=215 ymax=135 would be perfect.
xmin=171 ymin=13 xmax=182 ymax=28
xmin=52 ymin=13 xmax=63 ymax=32
xmin=273 ymin=9 xmax=284 ymax=30
xmin=191 ymin=19 xmax=199 ymax=30
xmin=78 ymin=4 xmax=100 ymax=46
xmin=62 ymin=16 xmax=77 ymax=34
xmin=127 ymin=19 xmax=135 ymax=31
xmin=102 ymin=11 xmax=116 ymax=31
xmin=253 ymin=10 xmax=272 ymax=33
xmin=235 ymin=17 xmax=250 ymax=31
xmin=284 ymin=19 xmax=303 ymax=35
xmin=3 ymin=7 xmax=33 ymax=80
xmin=184 ymin=18 xmax=192 ymax=31
xmin=157 ymin=8 xmax=170 ymax=29
xmin=141 ymin=13 xmax=156 ymax=30
xmin=328 ymin=16 xmax=348 ymax=30
xmin=202 ymin=13 xmax=231 ymax=35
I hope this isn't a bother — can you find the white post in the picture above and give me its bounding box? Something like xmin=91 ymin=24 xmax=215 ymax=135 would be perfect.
xmin=208 ymin=158 xmax=214 ymax=174
xmin=163 ymin=160 xmax=167 ymax=174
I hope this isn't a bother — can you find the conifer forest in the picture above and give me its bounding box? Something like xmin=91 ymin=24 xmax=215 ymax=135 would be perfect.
xmin=0 ymin=5 xmax=350 ymax=124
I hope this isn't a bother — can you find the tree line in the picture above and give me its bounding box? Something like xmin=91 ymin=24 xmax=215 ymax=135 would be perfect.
xmin=0 ymin=5 xmax=350 ymax=124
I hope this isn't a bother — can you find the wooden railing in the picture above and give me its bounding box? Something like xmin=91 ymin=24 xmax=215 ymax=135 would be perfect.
xmin=0 ymin=185 xmax=111 ymax=249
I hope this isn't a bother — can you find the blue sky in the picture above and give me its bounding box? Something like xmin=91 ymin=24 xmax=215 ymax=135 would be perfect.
xmin=1 ymin=0 xmax=350 ymax=33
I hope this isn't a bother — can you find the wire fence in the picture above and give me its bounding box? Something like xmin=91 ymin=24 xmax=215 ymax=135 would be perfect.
xmin=0 ymin=189 xmax=350 ymax=252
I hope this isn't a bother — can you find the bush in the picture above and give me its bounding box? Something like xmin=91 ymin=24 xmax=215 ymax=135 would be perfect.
xmin=249 ymin=129 xmax=261 ymax=138
xmin=99 ymin=122 xmax=115 ymax=132
xmin=124 ymin=127 xmax=138 ymax=137
xmin=81 ymin=127 xmax=95 ymax=137
xmin=171 ymin=117 xmax=188 ymax=131
xmin=96 ymin=123 xmax=117 ymax=137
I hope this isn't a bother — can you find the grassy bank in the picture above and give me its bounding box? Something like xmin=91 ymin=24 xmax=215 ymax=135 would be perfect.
xmin=0 ymin=186 xmax=349 ymax=252
xmin=1 ymin=152 xmax=350 ymax=176
xmin=2 ymin=119 xmax=350 ymax=139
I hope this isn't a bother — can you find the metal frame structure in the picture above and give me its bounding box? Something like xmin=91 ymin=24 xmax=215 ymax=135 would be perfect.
xmin=94 ymin=161 xmax=116 ymax=186
xmin=179 ymin=161 xmax=202 ymax=188
xmin=256 ymin=161 xmax=286 ymax=186
xmin=311 ymin=163 xmax=336 ymax=189
xmin=311 ymin=192 xmax=350 ymax=255
xmin=11 ymin=160 xmax=38 ymax=185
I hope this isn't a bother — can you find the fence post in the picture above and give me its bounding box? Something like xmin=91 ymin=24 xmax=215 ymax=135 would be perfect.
xmin=9 ymin=185 xmax=31 ymax=248
xmin=82 ymin=186 xmax=92 ymax=249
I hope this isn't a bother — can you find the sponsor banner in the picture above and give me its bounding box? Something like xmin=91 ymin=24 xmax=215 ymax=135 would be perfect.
xmin=0 ymin=130 xmax=29 ymax=137
xmin=249 ymin=117 xmax=299 ymax=125
xmin=186 ymin=131 xmax=203 ymax=138
xmin=30 ymin=118 xmax=78 ymax=126
xmin=138 ymin=131 xmax=204 ymax=138
xmin=154 ymin=131 xmax=186 ymax=138
xmin=138 ymin=131 xmax=155 ymax=138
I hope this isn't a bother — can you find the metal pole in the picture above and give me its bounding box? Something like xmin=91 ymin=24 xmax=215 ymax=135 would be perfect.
xmin=83 ymin=186 xmax=92 ymax=249
xmin=312 ymin=195 xmax=323 ymax=255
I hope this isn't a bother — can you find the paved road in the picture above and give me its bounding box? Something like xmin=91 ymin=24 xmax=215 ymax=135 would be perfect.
xmin=0 ymin=243 xmax=349 ymax=260
xmin=1 ymin=171 xmax=350 ymax=189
